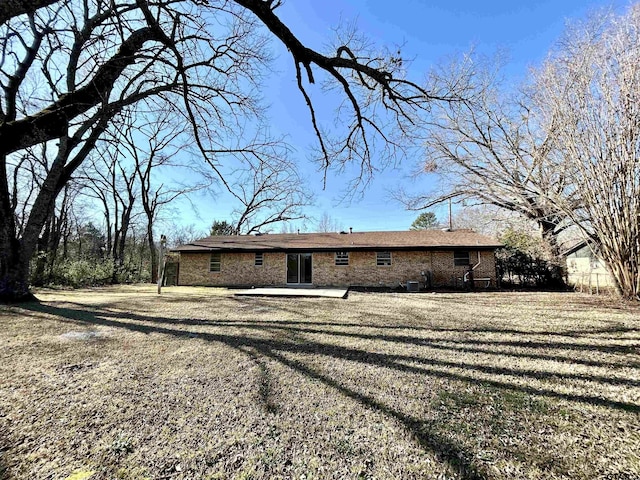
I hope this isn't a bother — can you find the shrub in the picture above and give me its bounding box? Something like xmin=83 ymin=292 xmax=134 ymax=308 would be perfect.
xmin=496 ymin=228 xmax=565 ymax=289
xmin=54 ymin=258 xmax=114 ymax=287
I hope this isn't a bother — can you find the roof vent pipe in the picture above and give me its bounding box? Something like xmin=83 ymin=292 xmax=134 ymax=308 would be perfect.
xmin=349 ymin=227 xmax=353 ymax=234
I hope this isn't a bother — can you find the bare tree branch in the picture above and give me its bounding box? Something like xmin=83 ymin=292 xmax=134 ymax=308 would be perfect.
xmin=534 ymin=5 xmax=640 ymax=298
xmin=399 ymin=51 xmax=570 ymax=255
xmin=0 ymin=0 xmax=59 ymax=25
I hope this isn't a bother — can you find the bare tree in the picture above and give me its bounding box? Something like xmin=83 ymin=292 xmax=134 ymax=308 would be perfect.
xmin=451 ymin=204 xmax=538 ymax=238
xmin=397 ymin=53 xmax=571 ymax=255
xmin=533 ymin=5 xmax=640 ymax=298
xmin=316 ymin=212 xmax=344 ymax=233
xmin=0 ymin=0 xmax=450 ymax=301
xmin=121 ymin=110 xmax=205 ymax=283
xmin=78 ymin=128 xmax=142 ymax=283
xmin=31 ymin=183 xmax=74 ymax=286
xmin=0 ymin=0 xmax=58 ymax=25
xmin=9 ymin=141 xmax=84 ymax=285
xmin=225 ymin=153 xmax=313 ymax=235
xmin=166 ymin=223 xmax=205 ymax=249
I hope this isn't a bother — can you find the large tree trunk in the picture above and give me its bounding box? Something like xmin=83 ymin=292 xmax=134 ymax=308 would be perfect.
xmin=31 ymin=217 xmax=51 ymax=287
xmin=0 ymin=225 xmax=36 ymax=302
xmin=539 ymin=220 xmax=561 ymax=258
xmin=0 ymin=150 xmax=35 ymax=302
xmin=1 ymin=140 xmax=70 ymax=302
xmin=147 ymin=224 xmax=157 ymax=284
xmin=538 ymin=219 xmax=566 ymax=288
xmin=113 ymin=206 xmax=133 ymax=284
xmin=0 ymin=247 xmax=34 ymax=302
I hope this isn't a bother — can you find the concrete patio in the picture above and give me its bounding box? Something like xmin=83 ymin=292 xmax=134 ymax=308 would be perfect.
xmin=233 ymin=287 xmax=348 ymax=299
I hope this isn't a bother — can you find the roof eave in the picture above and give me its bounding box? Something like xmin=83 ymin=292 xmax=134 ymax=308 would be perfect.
xmin=172 ymin=244 xmax=503 ymax=253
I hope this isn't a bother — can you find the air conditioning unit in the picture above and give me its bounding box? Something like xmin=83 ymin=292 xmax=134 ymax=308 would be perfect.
xmin=406 ymin=281 xmax=420 ymax=292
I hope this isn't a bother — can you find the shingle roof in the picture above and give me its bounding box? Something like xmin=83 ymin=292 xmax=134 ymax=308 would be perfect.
xmin=172 ymin=229 xmax=502 ymax=253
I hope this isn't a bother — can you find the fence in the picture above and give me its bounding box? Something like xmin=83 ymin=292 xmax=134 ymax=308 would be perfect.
xmin=570 ymin=271 xmax=615 ymax=295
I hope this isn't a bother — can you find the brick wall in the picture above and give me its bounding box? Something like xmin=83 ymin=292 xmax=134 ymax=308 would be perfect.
xmin=313 ymin=250 xmax=496 ymax=287
xmin=178 ymin=252 xmax=285 ymax=287
xmin=178 ymin=249 xmax=497 ymax=288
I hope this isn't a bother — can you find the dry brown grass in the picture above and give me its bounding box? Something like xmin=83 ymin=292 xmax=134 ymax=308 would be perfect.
xmin=0 ymin=286 xmax=639 ymax=480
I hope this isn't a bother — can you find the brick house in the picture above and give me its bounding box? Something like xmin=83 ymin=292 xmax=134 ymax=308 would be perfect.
xmin=172 ymin=229 xmax=502 ymax=289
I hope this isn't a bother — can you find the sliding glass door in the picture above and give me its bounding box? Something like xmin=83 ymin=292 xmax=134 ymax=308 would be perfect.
xmin=286 ymin=253 xmax=312 ymax=284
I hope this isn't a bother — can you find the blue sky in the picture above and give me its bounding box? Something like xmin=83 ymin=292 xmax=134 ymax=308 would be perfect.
xmin=179 ymin=0 xmax=628 ymax=235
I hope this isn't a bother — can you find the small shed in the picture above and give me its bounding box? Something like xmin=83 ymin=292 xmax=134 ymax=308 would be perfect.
xmin=563 ymin=241 xmax=615 ymax=293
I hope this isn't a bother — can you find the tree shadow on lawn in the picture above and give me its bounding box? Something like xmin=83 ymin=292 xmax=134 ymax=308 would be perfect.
xmin=0 ymin=417 xmax=11 ymax=480
xmin=196 ymin=320 xmax=640 ymax=371
xmin=56 ymin=304 xmax=640 ymax=388
xmin=0 ymin=452 xmax=7 ymax=480
xmin=234 ymin=295 xmax=640 ymax=339
xmin=23 ymin=302 xmax=640 ymax=408
xmin=47 ymin=300 xmax=640 ymax=373
xmin=193 ymin=320 xmax=640 ymax=371
xmin=19 ymin=302 xmax=640 ymax=478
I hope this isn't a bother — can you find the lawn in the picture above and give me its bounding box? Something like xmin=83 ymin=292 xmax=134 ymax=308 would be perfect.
xmin=0 ymin=286 xmax=639 ymax=480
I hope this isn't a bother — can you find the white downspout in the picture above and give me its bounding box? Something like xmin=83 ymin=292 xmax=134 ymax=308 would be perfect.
xmin=463 ymin=251 xmax=482 ymax=283
xmin=472 ymin=251 xmax=481 ymax=270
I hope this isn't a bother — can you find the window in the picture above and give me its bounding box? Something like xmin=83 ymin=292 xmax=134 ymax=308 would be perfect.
xmin=209 ymin=252 xmax=221 ymax=272
xmin=335 ymin=251 xmax=349 ymax=266
xmin=376 ymin=251 xmax=392 ymax=266
xmin=255 ymin=253 xmax=263 ymax=266
xmin=454 ymin=251 xmax=470 ymax=267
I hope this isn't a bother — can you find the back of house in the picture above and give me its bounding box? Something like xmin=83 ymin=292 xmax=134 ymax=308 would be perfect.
xmin=171 ymin=229 xmax=502 ymax=290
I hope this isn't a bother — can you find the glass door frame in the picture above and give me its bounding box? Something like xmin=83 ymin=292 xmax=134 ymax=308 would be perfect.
xmin=286 ymin=252 xmax=313 ymax=285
